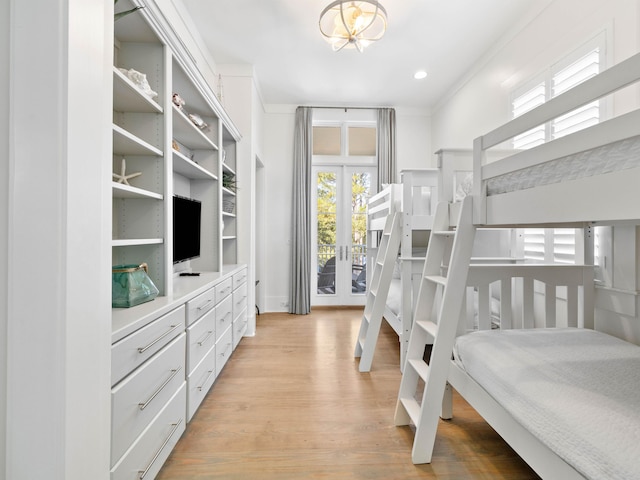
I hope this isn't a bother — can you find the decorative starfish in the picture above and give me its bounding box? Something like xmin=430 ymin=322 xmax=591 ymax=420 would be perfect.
xmin=113 ymin=158 xmax=142 ymax=186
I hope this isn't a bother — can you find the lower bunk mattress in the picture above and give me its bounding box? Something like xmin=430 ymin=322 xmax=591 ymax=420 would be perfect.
xmin=453 ymin=328 xmax=640 ymax=480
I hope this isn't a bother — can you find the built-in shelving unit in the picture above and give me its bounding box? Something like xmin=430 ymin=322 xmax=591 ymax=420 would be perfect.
xmin=109 ymin=2 xmax=244 ymax=478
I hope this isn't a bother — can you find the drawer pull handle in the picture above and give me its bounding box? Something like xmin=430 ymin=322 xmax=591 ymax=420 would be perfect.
xmin=220 ymin=311 xmax=232 ymax=323
xmin=138 ymin=324 xmax=182 ymax=354
xmin=197 ymin=330 xmax=214 ymax=347
xmin=197 ymin=369 xmax=215 ymax=391
xmin=138 ymin=418 xmax=183 ymax=479
xmin=220 ymin=342 xmax=232 ymax=358
xmin=197 ymin=299 xmax=213 ymax=311
xmin=138 ymin=366 xmax=182 ymax=411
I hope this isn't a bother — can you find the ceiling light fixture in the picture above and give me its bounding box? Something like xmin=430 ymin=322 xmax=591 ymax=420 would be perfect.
xmin=414 ymin=70 xmax=428 ymax=80
xmin=319 ymin=1 xmax=388 ymax=53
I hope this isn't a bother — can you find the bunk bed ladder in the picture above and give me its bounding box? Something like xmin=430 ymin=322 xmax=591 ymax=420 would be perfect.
xmin=354 ymin=212 xmax=403 ymax=372
xmin=394 ymin=196 xmax=476 ymax=464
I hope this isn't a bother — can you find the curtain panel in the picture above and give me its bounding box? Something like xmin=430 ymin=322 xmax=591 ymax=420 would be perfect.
xmin=289 ymin=106 xmax=313 ymax=314
xmin=377 ymin=107 xmax=397 ymax=189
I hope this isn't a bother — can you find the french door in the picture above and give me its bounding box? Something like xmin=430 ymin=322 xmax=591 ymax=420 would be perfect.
xmin=312 ymin=165 xmax=377 ymax=306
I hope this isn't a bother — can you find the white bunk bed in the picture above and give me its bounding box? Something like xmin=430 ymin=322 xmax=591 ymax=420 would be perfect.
xmin=367 ymin=169 xmax=438 ymax=365
xmin=396 ymin=51 xmax=640 ymax=479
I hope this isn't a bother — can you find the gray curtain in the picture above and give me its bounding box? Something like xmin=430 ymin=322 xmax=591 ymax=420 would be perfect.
xmin=377 ymin=107 xmax=397 ymax=189
xmin=289 ymin=106 xmax=313 ymax=314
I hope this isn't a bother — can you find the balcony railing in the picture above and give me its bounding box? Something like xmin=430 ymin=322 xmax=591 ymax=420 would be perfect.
xmin=317 ymin=244 xmax=367 ymax=294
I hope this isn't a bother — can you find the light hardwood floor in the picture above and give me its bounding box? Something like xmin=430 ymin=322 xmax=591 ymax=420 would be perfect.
xmin=157 ymin=308 xmax=539 ymax=479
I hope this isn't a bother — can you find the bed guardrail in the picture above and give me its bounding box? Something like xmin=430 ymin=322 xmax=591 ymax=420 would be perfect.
xmin=458 ymin=264 xmax=594 ymax=334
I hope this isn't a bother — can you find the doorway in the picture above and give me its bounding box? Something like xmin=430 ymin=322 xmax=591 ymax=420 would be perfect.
xmin=312 ymin=165 xmax=377 ymax=306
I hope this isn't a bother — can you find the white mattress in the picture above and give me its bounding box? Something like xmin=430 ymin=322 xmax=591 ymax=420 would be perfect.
xmin=453 ymin=328 xmax=640 ymax=480
xmin=486 ymin=135 xmax=640 ymax=195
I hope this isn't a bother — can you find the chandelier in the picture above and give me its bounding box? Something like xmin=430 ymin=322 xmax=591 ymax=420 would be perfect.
xmin=319 ymin=1 xmax=388 ymax=53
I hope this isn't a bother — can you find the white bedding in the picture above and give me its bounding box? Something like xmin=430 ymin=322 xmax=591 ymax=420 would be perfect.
xmin=453 ymin=328 xmax=640 ymax=480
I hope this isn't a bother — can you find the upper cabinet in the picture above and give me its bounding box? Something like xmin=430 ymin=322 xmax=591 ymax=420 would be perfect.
xmin=112 ymin=0 xmax=241 ymax=306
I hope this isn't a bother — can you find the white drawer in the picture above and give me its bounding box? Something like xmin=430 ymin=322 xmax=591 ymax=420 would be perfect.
xmin=215 ymin=277 xmax=233 ymax=301
xmin=215 ymin=295 xmax=233 ymax=342
xmin=186 ymin=307 xmax=216 ymax=375
xmin=233 ymin=316 xmax=248 ymax=350
xmin=232 ymin=268 xmax=247 ymax=290
xmin=215 ymin=325 xmax=233 ymax=375
xmin=186 ymin=286 xmax=216 ymax=327
xmin=111 ymin=333 xmax=185 ymax=466
xmin=112 ymin=305 xmax=185 ymax=386
xmin=232 ymin=281 xmax=248 ymax=321
xmin=111 ymin=383 xmax=186 ymax=480
xmin=186 ymin=345 xmax=217 ymax=421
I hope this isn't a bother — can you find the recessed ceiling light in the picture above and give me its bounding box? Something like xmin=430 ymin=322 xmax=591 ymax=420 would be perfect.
xmin=414 ymin=70 xmax=428 ymax=80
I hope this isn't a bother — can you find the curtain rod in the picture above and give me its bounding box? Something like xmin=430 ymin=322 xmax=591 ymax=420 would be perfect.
xmin=303 ymin=106 xmax=391 ymax=111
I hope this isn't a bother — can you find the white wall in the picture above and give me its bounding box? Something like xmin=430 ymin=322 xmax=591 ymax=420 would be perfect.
xmin=261 ymin=106 xmax=431 ymax=312
xmin=5 ymin=1 xmax=112 ymax=478
xmin=431 ymin=0 xmax=640 ymax=151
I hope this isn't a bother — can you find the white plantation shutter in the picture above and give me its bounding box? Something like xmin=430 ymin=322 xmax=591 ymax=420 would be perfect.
xmin=513 ymin=44 xmax=603 ymax=265
xmin=523 ymin=228 xmax=576 ymax=263
xmin=512 ymin=82 xmax=546 ymax=150
xmin=552 ymin=49 xmax=601 ymax=139
xmin=523 ymin=228 xmax=546 ymax=262
xmin=553 ymin=229 xmax=576 ymax=264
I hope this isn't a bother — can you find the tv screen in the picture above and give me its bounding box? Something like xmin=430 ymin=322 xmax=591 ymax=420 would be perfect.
xmin=173 ymin=195 xmax=202 ymax=264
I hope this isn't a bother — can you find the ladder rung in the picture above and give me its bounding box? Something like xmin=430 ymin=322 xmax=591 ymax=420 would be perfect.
xmin=399 ymin=397 xmax=421 ymax=426
xmin=416 ymin=320 xmax=438 ymax=339
xmin=424 ymin=275 xmax=447 ymax=286
xmin=407 ymin=359 xmax=430 ymax=382
xmin=432 ymin=230 xmax=455 ymax=237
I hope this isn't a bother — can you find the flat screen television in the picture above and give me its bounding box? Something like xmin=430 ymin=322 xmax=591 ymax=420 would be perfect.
xmin=173 ymin=195 xmax=202 ymax=264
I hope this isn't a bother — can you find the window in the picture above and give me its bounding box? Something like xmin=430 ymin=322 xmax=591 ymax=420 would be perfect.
xmin=312 ymin=123 xmax=376 ymax=160
xmin=514 ymin=36 xmax=605 ymax=264
xmin=348 ymin=126 xmax=376 ymax=156
xmin=512 ymin=47 xmax=602 ymax=149
xmin=313 ymin=126 xmax=341 ymax=155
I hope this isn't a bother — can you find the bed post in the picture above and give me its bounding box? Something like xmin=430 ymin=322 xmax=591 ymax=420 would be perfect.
xmin=472 ymin=137 xmax=486 ymax=225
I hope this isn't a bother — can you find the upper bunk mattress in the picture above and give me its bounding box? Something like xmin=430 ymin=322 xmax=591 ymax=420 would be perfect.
xmin=486 ymin=135 xmax=640 ymax=196
xmin=453 ymin=328 xmax=640 ymax=480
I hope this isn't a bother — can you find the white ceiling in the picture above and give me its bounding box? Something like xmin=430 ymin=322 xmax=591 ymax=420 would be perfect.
xmin=180 ymin=0 xmax=542 ymax=110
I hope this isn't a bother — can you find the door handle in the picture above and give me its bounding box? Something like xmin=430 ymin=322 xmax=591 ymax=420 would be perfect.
xmin=339 ymin=246 xmax=343 ymax=261
xmin=345 ymin=246 xmax=349 ymax=261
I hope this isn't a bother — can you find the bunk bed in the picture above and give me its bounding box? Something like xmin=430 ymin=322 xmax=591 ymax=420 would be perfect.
xmin=366 ymin=169 xmax=438 ymax=365
xmin=396 ymin=51 xmax=640 ymax=479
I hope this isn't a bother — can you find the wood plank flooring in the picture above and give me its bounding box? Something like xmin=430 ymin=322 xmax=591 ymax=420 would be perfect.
xmin=157 ymin=308 xmax=540 ymax=479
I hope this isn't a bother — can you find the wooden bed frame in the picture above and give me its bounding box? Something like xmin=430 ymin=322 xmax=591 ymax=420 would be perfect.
xmin=367 ymin=169 xmax=438 ymax=367
xmin=395 ymin=51 xmax=640 ymax=477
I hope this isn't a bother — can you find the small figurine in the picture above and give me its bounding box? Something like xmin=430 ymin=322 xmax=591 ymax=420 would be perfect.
xmin=172 ymin=93 xmax=186 ymax=110
xmin=113 ymin=158 xmax=142 ymax=186
xmin=188 ymin=113 xmax=209 ymax=131
xmin=119 ymin=68 xmax=158 ymax=99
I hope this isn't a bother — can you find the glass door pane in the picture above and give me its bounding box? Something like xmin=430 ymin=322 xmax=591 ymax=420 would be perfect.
xmin=316 ymin=171 xmax=337 ymax=295
xmin=351 ymin=171 xmax=370 ymax=293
